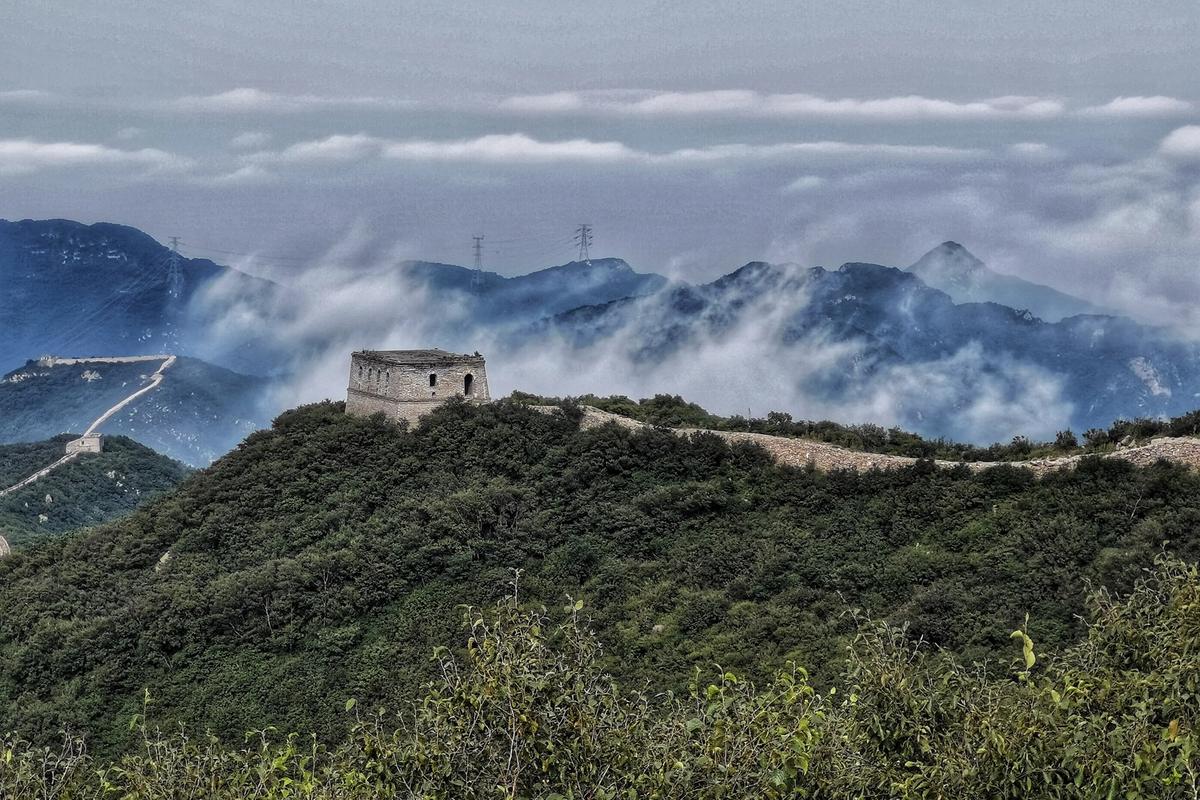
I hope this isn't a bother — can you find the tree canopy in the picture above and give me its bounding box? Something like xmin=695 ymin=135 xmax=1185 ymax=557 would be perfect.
xmin=2 ymin=399 xmax=1198 ymax=761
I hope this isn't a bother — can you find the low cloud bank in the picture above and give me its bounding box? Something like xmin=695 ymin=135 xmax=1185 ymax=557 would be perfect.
xmin=192 ymin=239 xmax=1075 ymax=445
xmin=0 ymin=139 xmax=187 ymax=176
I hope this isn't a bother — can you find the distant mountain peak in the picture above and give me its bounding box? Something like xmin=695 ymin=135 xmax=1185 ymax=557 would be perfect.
xmin=705 ymin=261 xmax=779 ymax=292
xmin=912 ymin=242 xmax=985 ymax=276
xmin=906 ymin=241 xmax=1106 ymax=322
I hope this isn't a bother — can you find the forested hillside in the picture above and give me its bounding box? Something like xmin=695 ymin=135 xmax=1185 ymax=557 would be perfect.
xmin=1 ymin=398 xmax=1198 ymax=759
xmin=0 ymin=436 xmax=190 ymax=549
xmin=4 ymin=560 xmax=1199 ymax=798
xmin=0 ymin=356 xmax=271 ymax=465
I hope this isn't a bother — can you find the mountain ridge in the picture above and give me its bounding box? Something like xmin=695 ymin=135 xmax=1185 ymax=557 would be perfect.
xmin=0 ymin=218 xmax=279 ymax=373
xmin=0 ymin=355 xmax=271 ymax=465
xmin=397 ymin=256 xmax=667 ymax=320
xmin=537 ymin=258 xmax=1195 ymax=438
xmin=5 ymin=217 xmax=1195 ymax=446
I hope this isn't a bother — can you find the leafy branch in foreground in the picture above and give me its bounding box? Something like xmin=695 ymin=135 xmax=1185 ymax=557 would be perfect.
xmin=3 ymin=557 xmax=1199 ymax=798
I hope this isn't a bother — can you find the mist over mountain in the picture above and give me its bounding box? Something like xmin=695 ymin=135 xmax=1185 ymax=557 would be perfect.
xmin=907 ymin=242 xmax=1109 ymax=322
xmin=6 ymin=219 xmax=1200 ymax=447
xmin=536 ymin=259 xmax=1200 ymax=439
xmin=0 ymin=218 xmax=666 ymax=369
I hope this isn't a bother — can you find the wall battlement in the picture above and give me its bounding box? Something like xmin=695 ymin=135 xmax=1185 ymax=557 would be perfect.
xmin=65 ymin=434 xmax=103 ymax=455
xmin=346 ymin=349 xmax=490 ymax=424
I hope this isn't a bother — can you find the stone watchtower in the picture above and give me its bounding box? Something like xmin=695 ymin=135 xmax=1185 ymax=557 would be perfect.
xmin=346 ymin=349 xmax=490 ymax=424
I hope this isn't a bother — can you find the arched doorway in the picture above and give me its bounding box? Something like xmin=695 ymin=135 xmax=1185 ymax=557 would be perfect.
xmin=464 ymin=373 xmax=474 ymax=397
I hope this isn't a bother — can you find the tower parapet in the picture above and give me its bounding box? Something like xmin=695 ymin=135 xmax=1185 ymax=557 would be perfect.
xmin=65 ymin=434 xmax=102 ymax=455
xmin=346 ymin=349 xmax=490 ymax=424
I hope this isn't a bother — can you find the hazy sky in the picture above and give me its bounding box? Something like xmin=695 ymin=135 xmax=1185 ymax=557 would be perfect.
xmin=3 ymin=0 xmax=1200 ymax=325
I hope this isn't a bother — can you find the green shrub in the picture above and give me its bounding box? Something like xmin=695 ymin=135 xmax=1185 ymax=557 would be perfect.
xmin=4 ymin=558 xmax=1200 ymax=798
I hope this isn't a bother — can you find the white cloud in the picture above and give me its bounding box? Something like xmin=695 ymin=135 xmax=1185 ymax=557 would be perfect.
xmin=761 ymin=93 xmax=1064 ymax=121
xmin=1007 ymin=141 xmax=1064 ymax=160
xmin=201 ymin=164 xmax=276 ymax=186
xmin=230 ymin=131 xmax=273 ymax=149
xmin=0 ymin=138 xmax=186 ymax=175
xmin=1159 ymin=125 xmax=1200 ymax=160
xmin=499 ymin=91 xmax=586 ymax=112
xmin=259 ymin=133 xmax=386 ymax=163
xmin=499 ymin=90 xmax=1065 ymax=121
xmin=664 ymin=141 xmax=984 ymax=163
xmin=114 ymin=126 xmax=144 ymax=141
xmin=782 ymin=175 xmax=826 ymax=193
xmin=250 ymin=132 xmax=985 ymax=169
xmin=0 ymin=89 xmax=54 ymax=104
xmin=382 ymin=133 xmax=638 ymax=163
xmin=501 ymin=90 xmax=1200 ymax=122
xmin=174 ymin=87 xmax=410 ymax=113
xmin=1079 ymin=95 xmax=1194 ymax=117
xmin=622 ymin=89 xmax=762 ymax=115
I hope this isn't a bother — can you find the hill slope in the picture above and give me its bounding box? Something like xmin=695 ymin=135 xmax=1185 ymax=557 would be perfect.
xmin=0 ymin=435 xmax=190 ymax=550
xmin=0 ymin=356 xmax=271 ymax=465
xmin=0 ymin=219 xmax=281 ymax=373
xmin=1 ymin=399 xmax=1197 ymax=755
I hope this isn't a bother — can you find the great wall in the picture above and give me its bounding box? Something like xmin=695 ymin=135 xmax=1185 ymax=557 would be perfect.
xmin=336 ymin=351 xmax=1200 ymax=476
xmin=0 ymin=355 xmax=175 ymax=502
xmin=557 ymin=405 xmax=1200 ymax=476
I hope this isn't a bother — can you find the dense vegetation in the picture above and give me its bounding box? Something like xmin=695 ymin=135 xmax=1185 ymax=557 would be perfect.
xmin=0 ymin=435 xmax=190 ymax=549
xmin=518 ymin=391 xmax=1200 ymax=461
xmin=0 ymin=436 xmax=72 ymax=487
xmin=4 ymin=559 xmax=1200 ymax=798
xmin=0 ymin=360 xmax=160 ymax=435
xmin=2 ymin=399 xmax=1199 ymax=761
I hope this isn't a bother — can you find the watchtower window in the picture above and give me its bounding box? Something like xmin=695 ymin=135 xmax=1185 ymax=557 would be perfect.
xmin=464 ymin=373 xmax=474 ymax=397
xmin=429 ymin=373 xmax=437 ymax=387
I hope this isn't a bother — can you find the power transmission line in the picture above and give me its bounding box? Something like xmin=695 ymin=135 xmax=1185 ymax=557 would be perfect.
xmin=471 ymin=235 xmax=485 ymax=291
xmin=574 ymin=224 xmax=593 ymax=264
xmin=166 ymin=236 xmax=183 ymax=299
xmin=184 ymin=244 xmax=311 ymax=264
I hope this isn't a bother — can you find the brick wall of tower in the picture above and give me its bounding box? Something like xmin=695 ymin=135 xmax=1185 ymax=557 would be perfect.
xmin=345 ymin=352 xmax=490 ymax=424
